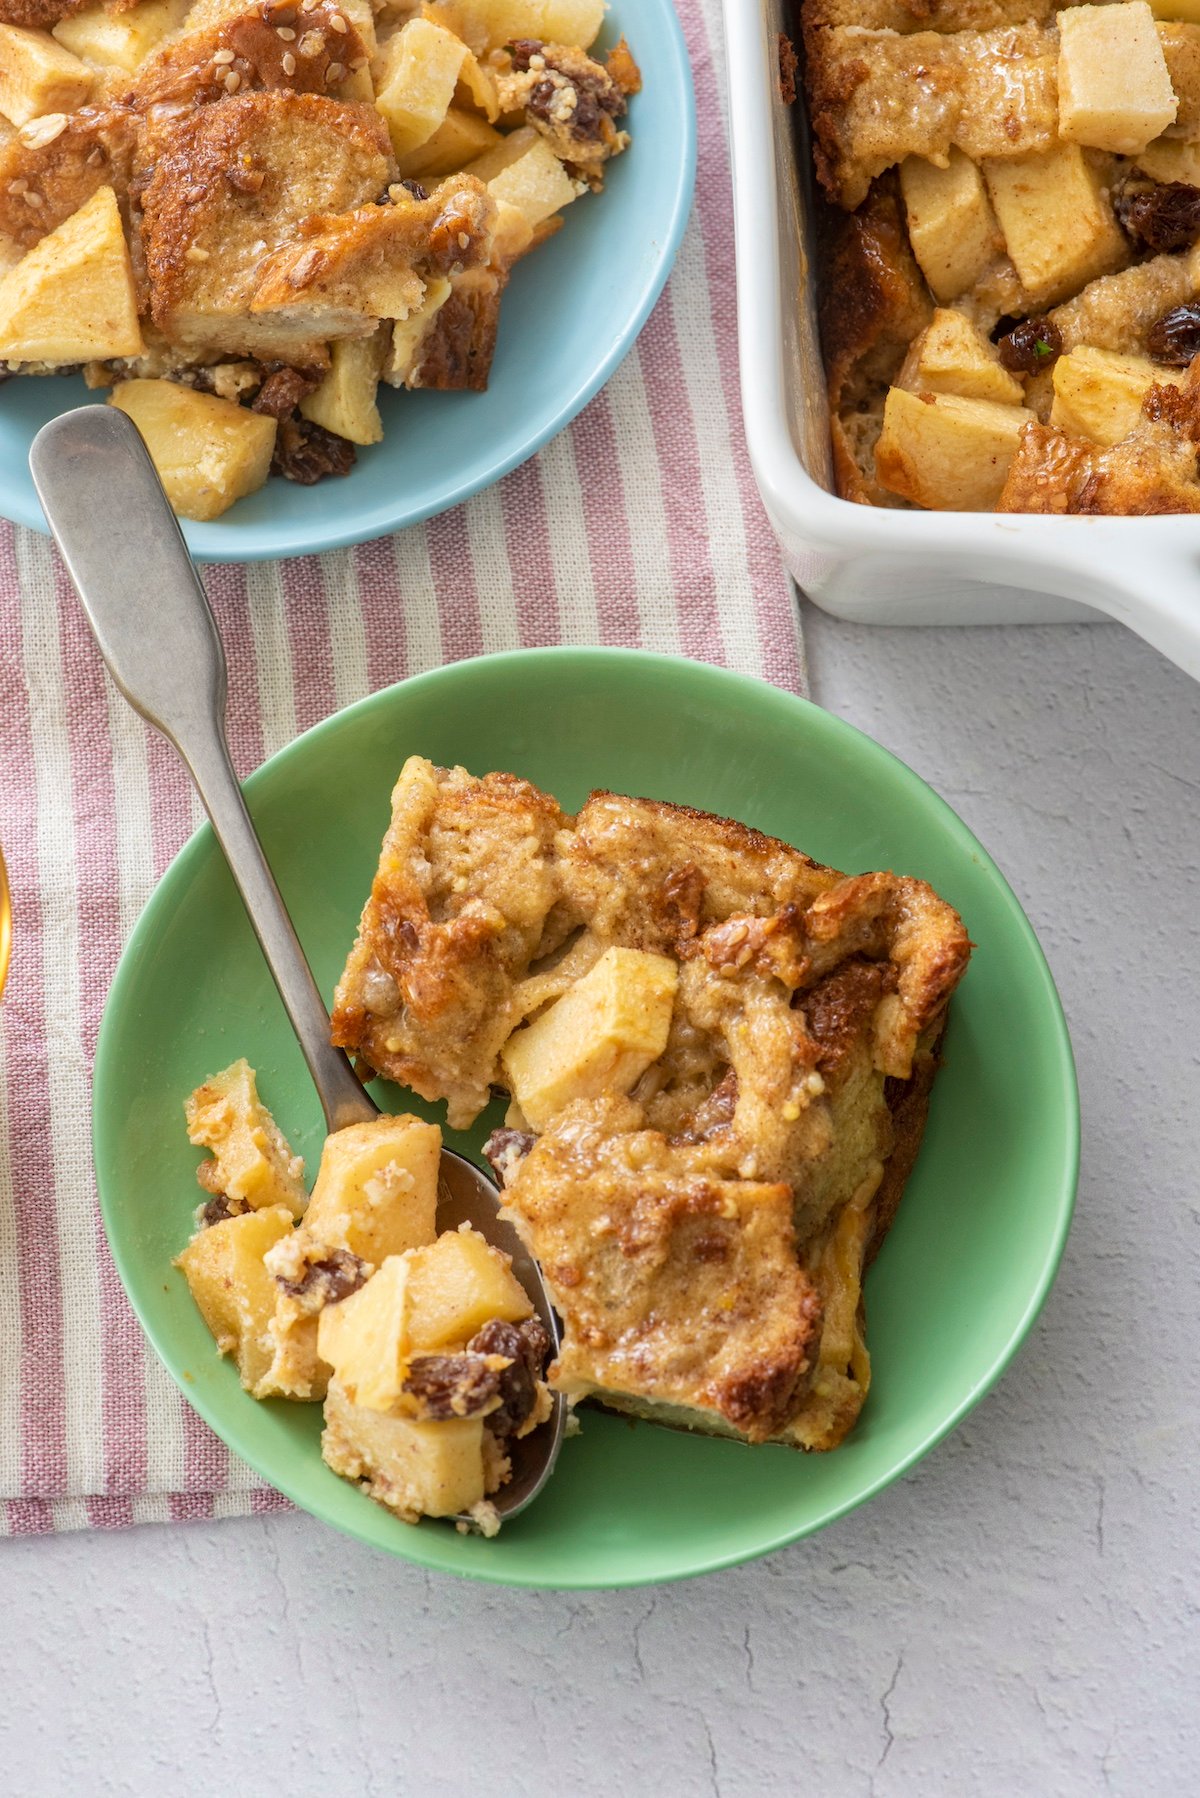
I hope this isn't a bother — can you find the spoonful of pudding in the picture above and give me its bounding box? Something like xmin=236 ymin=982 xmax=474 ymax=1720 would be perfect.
xmin=30 ymin=405 xmax=564 ymax=1535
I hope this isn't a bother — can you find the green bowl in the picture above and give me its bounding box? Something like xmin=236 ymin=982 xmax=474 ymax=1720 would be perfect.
xmin=94 ymin=649 xmax=1078 ymax=1588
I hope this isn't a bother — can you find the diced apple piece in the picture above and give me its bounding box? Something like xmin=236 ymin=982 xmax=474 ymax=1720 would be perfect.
xmin=875 ymin=387 xmax=1032 ymax=511
xmin=384 ymin=274 xmax=453 ymax=386
xmin=109 ymin=380 xmax=277 ymax=522
xmin=899 ymin=149 xmax=1001 ymax=305
xmin=394 ymin=106 xmax=503 ymax=179
xmin=176 ymin=1205 xmax=295 ymax=1394
xmin=317 ymin=1255 xmax=412 ymax=1410
xmin=1049 ymin=344 xmax=1184 ymax=445
xmin=448 ymin=0 xmax=604 ymax=51
xmin=0 ymin=184 xmax=141 ymax=365
xmin=473 ymin=130 xmax=582 ymax=229
xmin=501 ymin=946 xmax=678 ymax=1132
xmin=184 ymin=1057 xmax=307 ymax=1218
xmin=323 ymin=1377 xmax=486 ymax=1521
xmin=299 ymin=328 xmax=388 ymax=447
xmin=373 ymin=16 xmax=468 ymax=158
xmin=0 ymin=24 xmax=92 ymax=128
xmin=302 ymin=1113 xmax=440 ymax=1264
xmin=983 ymin=144 xmax=1129 ymax=305
xmin=897 ymin=308 xmax=1024 ymax=406
xmin=405 ymin=1227 xmax=533 ymax=1351
xmin=1135 ymin=135 xmax=1200 ymax=182
xmin=1150 ymin=0 xmax=1200 ymax=20
xmin=1058 ymin=3 xmax=1177 ymax=154
xmin=53 ymin=0 xmax=190 ymax=73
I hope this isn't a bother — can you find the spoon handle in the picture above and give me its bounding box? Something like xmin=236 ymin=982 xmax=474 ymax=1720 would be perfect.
xmin=30 ymin=405 xmax=377 ymax=1134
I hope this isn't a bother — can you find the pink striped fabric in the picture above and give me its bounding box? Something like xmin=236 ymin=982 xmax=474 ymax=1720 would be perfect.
xmin=0 ymin=0 xmax=805 ymax=1535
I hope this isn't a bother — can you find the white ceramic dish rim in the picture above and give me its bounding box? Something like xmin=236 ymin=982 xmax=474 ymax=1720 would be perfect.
xmin=724 ymin=0 xmax=1200 ymax=681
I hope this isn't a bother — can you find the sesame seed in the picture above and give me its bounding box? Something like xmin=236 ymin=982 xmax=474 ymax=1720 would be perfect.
xmin=328 ymin=10 xmax=347 ymax=29
xmin=457 ymin=231 xmax=470 ymax=249
xmin=22 ymin=191 xmax=43 ymax=207
xmin=325 ymin=60 xmax=344 ymax=83
xmin=276 ymin=23 xmax=295 ymax=37
xmin=7 ymin=177 xmax=26 ymax=194
xmin=186 ymin=244 xmax=211 ymax=261
xmin=18 ymin=112 xmax=68 ymax=149
xmin=86 ymin=146 xmax=105 ymax=166
xmin=224 ymin=69 xmax=241 ymax=91
xmin=349 ymin=53 xmax=367 ymax=68
xmin=281 ymin=50 xmax=296 ymax=73
xmin=212 ymin=46 xmax=235 ymax=63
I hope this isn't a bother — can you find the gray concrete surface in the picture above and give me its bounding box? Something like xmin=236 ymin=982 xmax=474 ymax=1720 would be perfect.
xmin=2 ymin=610 xmax=1197 ymax=1797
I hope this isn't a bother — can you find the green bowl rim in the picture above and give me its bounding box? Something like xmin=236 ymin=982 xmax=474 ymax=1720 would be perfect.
xmin=92 ymin=647 xmax=1080 ymax=1587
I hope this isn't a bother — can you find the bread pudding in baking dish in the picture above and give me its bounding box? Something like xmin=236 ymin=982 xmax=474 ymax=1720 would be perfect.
xmin=796 ymin=0 xmax=1200 ymax=512
xmin=331 ymin=757 xmax=972 ymax=1457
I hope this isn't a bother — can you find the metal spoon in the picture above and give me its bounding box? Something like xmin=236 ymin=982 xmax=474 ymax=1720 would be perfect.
xmin=30 ymin=404 xmax=564 ymax=1528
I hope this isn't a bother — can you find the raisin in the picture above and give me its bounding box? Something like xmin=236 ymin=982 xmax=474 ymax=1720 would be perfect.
xmin=401 ymin=1353 xmax=502 ymax=1420
xmin=198 ymin=1194 xmax=237 ymax=1227
xmin=275 ymin=1248 xmax=368 ymax=1305
xmin=1147 ymin=301 xmax=1200 ymax=366
xmin=482 ymin=1127 xmax=535 ymax=1188
xmin=469 ymin=1316 xmax=550 ymax=1437
xmin=251 ymin=365 xmax=320 ymax=418
xmin=997 ymin=317 xmax=1063 ymax=375
xmin=1116 ymin=179 xmax=1200 ymax=253
xmin=272 ymin=416 xmax=356 ymax=483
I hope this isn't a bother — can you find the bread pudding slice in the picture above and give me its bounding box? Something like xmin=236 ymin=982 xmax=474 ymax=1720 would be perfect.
xmin=335 ymin=763 xmax=971 ymax=1454
xmin=331 ymin=757 xmax=575 ymax=1129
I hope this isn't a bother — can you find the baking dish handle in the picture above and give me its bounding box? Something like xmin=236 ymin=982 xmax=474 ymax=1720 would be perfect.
xmin=1070 ymin=550 xmax=1200 ymax=681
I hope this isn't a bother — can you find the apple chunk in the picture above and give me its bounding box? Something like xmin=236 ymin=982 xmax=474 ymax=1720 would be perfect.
xmin=1058 ymin=2 xmax=1177 ymax=154
xmin=0 ymin=186 xmax=142 ymax=365
xmin=875 ymin=388 xmax=1032 ymax=511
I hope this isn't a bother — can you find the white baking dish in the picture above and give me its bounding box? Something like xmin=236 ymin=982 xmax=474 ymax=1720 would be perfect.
xmin=724 ymin=0 xmax=1200 ymax=679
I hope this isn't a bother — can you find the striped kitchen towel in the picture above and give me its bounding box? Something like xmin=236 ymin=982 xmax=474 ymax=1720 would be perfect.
xmin=0 ymin=0 xmax=805 ymax=1535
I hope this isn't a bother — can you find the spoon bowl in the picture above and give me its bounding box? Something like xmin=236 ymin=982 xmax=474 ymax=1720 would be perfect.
xmin=30 ymin=404 xmax=565 ymax=1528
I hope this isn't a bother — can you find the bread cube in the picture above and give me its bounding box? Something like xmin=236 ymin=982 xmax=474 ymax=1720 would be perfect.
xmin=302 ymin=1113 xmax=440 ymax=1264
xmin=394 ymin=107 xmax=503 ymax=179
xmin=897 ymin=308 xmax=1024 ymax=406
xmin=899 ymin=150 xmax=1001 ymax=305
xmin=176 ymin=1205 xmax=295 ymax=1394
xmin=501 ymin=946 xmax=678 ymax=1131
xmin=53 ymin=0 xmax=191 ymax=74
xmin=384 ymin=274 xmax=453 ymax=386
xmin=322 ymin=1377 xmax=486 ymax=1522
xmin=1049 ymin=345 xmax=1184 ymax=445
xmin=317 ymin=1255 xmax=412 ymax=1410
xmin=982 ymin=144 xmax=1129 ymax=304
xmin=109 ymin=381 xmax=277 ymax=522
xmin=299 ymin=328 xmax=388 ymax=447
xmin=374 ymin=17 xmax=467 ymax=158
xmin=404 ymin=1228 xmax=533 ymax=1351
xmin=471 ymin=129 xmax=582 ymax=228
xmin=185 ymin=1058 xmax=307 ymax=1218
xmin=875 ymin=387 xmax=1032 ymax=511
xmin=1058 ymin=3 xmax=1177 ymax=154
xmin=0 ymin=25 xmax=92 ymax=128
xmin=0 ymin=185 xmax=142 ymax=366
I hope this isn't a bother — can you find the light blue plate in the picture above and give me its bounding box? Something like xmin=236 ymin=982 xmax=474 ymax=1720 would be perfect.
xmin=1 ymin=4 xmax=696 ymax=562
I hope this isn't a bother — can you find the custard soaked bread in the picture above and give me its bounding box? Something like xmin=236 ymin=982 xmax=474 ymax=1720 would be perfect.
xmin=801 ymin=0 xmax=1200 ymax=511
xmin=333 ymin=759 xmax=971 ymax=1453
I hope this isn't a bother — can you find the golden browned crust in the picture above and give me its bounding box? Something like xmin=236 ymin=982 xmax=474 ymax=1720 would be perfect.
xmin=997 ymin=409 xmax=1200 ymax=514
xmin=0 ymin=105 xmax=137 ymax=250
xmin=125 ymin=2 xmax=372 ymax=113
xmin=503 ymin=1095 xmax=823 ymax=1443
xmin=804 ymin=0 xmax=1051 ymax=28
xmin=136 ymin=90 xmax=392 ymax=357
xmin=804 ymin=20 xmax=1057 ymax=210
xmin=817 ymin=178 xmax=932 ymax=503
xmin=409 ymin=268 xmax=506 ymax=391
xmin=0 ymin=0 xmax=84 ymax=25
